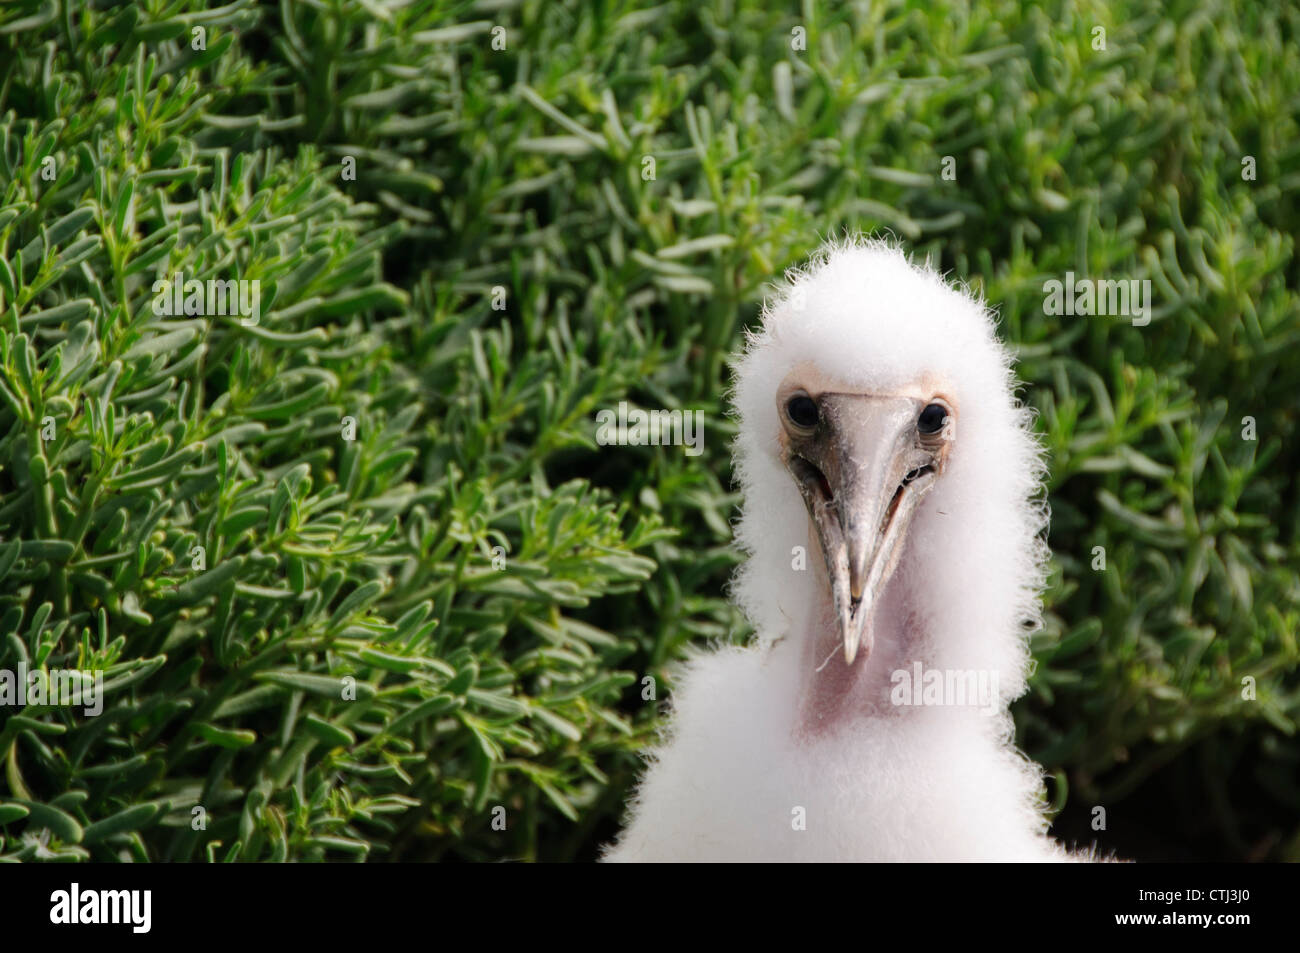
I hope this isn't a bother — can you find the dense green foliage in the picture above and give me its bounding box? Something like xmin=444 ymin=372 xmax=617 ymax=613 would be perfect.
xmin=0 ymin=0 xmax=1296 ymax=861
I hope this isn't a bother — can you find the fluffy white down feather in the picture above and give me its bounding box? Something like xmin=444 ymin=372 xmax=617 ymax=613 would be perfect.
xmin=604 ymin=238 xmax=1088 ymax=862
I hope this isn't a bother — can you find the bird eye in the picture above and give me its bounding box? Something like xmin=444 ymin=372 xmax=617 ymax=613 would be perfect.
xmin=918 ymin=403 xmax=948 ymax=435
xmin=786 ymin=394 xmax=819 ymax=430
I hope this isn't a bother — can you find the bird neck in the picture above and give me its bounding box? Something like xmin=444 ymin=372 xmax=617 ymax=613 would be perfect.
xmin=791 ymin=519 xmax=1011 ymax=740
xmin=794 ymin=547 xmax=919 ymax=738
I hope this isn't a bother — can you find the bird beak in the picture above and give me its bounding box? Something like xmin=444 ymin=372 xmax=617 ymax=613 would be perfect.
xmin=787 ymin=395 xmax=941 ymax=665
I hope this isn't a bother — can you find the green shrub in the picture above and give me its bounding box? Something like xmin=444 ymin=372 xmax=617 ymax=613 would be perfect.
xmin=1 ymin=0 xmax=1297 ymax=861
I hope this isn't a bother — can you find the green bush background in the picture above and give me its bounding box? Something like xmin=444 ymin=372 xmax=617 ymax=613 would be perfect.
xmin=0 ymin=0 xmax=1296 ymax=861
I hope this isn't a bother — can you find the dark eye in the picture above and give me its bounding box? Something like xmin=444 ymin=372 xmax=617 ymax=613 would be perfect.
xmin=786 ymin=394 xmax=819 ymax=429
xmin=918 ymin=403 xmax=948 ymax=435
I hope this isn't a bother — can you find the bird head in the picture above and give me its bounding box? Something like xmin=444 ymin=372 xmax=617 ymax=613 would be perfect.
xmin=730 ymin=238 xmax=1047 ymax=699
xmin=775 ymin=368 xmax=955 ymax=665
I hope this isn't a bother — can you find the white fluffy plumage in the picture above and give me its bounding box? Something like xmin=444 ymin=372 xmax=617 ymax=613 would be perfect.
xmin=604 ymin=237 xmax=1086 ymax=862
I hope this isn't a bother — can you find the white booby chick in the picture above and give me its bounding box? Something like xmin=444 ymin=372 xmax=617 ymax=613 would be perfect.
xmin=605 ymin=238 xmax=1082 ymax=862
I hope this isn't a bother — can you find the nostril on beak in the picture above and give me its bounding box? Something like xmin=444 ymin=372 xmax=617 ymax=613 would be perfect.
xmin=790 ymin=456 xmax=833 ymax=502
xmin=901 ymin=464 xmax=934 ymax=487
